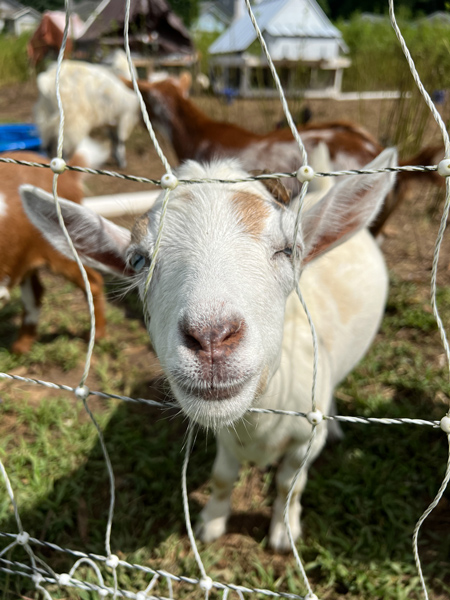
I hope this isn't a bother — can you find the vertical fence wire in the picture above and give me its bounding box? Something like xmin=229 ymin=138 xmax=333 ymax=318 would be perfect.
xmin=387 ymin=3 xmax=450 ymax=596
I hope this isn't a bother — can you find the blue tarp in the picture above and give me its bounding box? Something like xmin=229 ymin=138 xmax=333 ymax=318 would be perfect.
xmin=0 ymin=124 xmax=42 ymax=153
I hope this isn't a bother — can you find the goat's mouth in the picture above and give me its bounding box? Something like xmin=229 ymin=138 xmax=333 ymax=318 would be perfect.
xmin=169 ymin=374 xmax=257 ymax=429
xmin=172 ymin=378 xmax=247 ymax=401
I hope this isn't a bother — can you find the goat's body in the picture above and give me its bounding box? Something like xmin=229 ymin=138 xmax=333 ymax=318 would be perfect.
xmin=0 ymin=151 xmax=106 ymax=353
xmin=205 ymin=229 xmax=387 ymax=548
xmin=35 ymin=60 xmax=139 ymax=167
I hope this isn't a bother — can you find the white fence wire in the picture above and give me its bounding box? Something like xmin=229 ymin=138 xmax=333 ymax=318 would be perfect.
xmin=1 ymin=0 xmax=450 ymax=598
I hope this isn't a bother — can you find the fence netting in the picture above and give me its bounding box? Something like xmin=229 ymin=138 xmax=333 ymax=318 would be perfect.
xmin=1 ymin=0 xmax=450 ymax=598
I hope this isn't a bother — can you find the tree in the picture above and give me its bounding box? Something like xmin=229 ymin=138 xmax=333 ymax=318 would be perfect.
xmin=168 ymin=0 xmax=199 ymax=27
xmin=325 ymin=0 xmax=447 ymax=19
xmin=20 ymin=0 xmax=65 ymax=11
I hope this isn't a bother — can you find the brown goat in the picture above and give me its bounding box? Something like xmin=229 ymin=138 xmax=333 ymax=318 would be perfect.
xmin=125 ymin=74 xmax=445 ymax=236
xmin=0 ymin=151 xmax=106 ymax=353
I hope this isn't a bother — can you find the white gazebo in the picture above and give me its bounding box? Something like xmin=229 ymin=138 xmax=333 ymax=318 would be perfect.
xmin=208 ymin=0 xmax=350 ymax=98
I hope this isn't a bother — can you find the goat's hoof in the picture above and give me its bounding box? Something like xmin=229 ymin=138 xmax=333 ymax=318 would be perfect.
xmin=269 ymin=521 xmax=301 ymax=553
xmin=195 ymin=516 xmax=227 ymax=543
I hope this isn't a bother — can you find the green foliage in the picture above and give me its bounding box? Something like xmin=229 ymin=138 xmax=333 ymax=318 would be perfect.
xmin=326 ymin=0 xmax=447 ymax=19
xmin=0 ymin=33 xmax=31 ymax=86
xmin=193 ymin=30 xmax=221 ymax=74
xmin=339 ymin=15 xmax=450 ymax=93
xmin=21 ymin=0 xmax=64 ymax=11
xmin=338 ymin=15 xmax=450 ymax=154
xmin=168 ymin=0 xmax=199 ymax=27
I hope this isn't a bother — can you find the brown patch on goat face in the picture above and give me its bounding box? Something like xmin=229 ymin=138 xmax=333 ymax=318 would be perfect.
xmin=231 ymin=192 xmax=270 ymax=238
xmin=131 ymin=213 xmax=150 ymax=245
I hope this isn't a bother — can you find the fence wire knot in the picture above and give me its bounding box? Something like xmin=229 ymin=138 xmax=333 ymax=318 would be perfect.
xmin=296 ymin=165 xmax=315 ymax=182
xmin=440 ymin=415 xmax=450 ymax=433
xmin=49 ymin=157 xmax=67 ymax=174
xmin=437 ymin=159 xmax=450 ymax=177
xmin=74 ymin=385 xmax=90 ymax=400
xmin=306 ymin=410 xmax=323 ymax=425
xmin=161 ymin=173 xmax=179 ymax=190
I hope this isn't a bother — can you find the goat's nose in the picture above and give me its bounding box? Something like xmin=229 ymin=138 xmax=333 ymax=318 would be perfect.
xmin=180 ymin=317 xmax=246 ymax=362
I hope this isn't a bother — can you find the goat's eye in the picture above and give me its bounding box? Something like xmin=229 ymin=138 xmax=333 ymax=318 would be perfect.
xmin=130 ymin=252 xmax=148 ymax=272
xmin=274 ymin=247 xmax=293 ymax=259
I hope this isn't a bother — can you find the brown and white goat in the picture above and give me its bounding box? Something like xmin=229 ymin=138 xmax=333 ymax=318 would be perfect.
xmin=21 ymin=147 xmax=395 ymax=550
xmin=0 ymin=150 xmax=106 ymax=354
xmin=126 ymin=74 xmax=444 ymax=236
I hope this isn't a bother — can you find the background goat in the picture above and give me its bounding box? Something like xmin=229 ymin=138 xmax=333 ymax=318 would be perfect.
xmin=0 ymin=146 xmax=107 ymax=353
xmin=20 ymin=149 xmax=396 ymax=550
xmin=35 ymin=54 xmax=140 ymax=168
xmin=126 ymin=73 xmax=443 ymax=237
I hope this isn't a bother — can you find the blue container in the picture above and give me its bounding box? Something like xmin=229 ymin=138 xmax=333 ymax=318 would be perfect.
xmin=0 ymin=123 xmax=42 ymax=153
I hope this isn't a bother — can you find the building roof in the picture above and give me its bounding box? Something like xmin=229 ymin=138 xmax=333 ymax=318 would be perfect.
xmin=0 ymin=0 xmax=40 ymax=19
xmin=192 ymin=1 xmax=232 ymax=33
xmin=77 ymin=0 xmax=193 ymax=56
xmin=209 ymin=0 xmax=343 ymax=55
xmin=9 ymin=6 xmax=40 ymax=20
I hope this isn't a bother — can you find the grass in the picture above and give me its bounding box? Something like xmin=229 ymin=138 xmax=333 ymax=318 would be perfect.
xmin=338 ymin=14 xmax=450 ymax=155
xmin=0 ymin=33 xmax=31 ymax=86
xmin=0 ymin=270 xmax=450 ymax=599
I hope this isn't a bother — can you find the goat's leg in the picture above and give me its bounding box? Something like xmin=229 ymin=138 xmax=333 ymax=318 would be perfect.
xmin=196 ymin=439 xmax=240 ymax=542
xmin=12 ymin=271 xmax=44 ymax=354
xmin=110 ymin=128 xmax=127 ymax=169
xmin=269 ymin=426 xmax=327 ymax=552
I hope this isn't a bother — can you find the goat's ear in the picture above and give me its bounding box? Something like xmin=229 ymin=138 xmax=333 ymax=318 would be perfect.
xmin=19 ymin=185 xmax=132 ymax=277
xmin=301 ymin=147 xmax=397 ymax=264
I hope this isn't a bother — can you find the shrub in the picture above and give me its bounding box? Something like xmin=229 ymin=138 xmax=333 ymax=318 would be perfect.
xmin=0 ymin=32 xmax=31 ymax=86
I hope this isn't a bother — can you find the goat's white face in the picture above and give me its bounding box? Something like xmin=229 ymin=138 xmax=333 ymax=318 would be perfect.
xmin=19 ymin=150 xmax=397 ymax=432
xmin=128 ymin=162 xmax=298 ymax=428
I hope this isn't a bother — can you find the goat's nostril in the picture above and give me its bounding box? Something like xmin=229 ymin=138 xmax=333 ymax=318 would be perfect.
xmin=183 ymin=332 xmax=205 ymax=352
xmin=180 ymin=317 xmax=246 ymax=357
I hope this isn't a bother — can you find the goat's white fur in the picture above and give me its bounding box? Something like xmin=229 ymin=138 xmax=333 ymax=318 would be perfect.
xmin=19 ymin=149 xmax=396 ymax=550
xmin=34 ymin=54 xmax=139 ymax=168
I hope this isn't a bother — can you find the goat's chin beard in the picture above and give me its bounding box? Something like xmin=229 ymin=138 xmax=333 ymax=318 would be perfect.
xmin=171 ymin=378 xmax=258 ymax=431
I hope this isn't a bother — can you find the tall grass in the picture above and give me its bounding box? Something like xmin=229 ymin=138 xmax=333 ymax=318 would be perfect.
xmin=339 ymin=15 xmax=450 ymax=154
xmin=0 ymin=33 xmax=31 ymax=85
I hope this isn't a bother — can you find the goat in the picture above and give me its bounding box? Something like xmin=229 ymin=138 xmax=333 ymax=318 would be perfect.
xmin=35 ymin=56 xmax=140 ymax=168
xmin=20 ymin=148 xmax=396 ymax=550
xmin=126 ymin=73 xmax=443 ymax=236
xmin=0 ymin=147 xmax=107 ymax=354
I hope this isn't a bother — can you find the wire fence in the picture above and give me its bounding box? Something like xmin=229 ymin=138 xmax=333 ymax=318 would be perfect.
xmin=1 ymin=0 xmax=450 ymax=598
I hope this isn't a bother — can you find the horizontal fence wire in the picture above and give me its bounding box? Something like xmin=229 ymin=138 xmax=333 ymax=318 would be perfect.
xmin=1 ymin=0 xmax=450 ymax=598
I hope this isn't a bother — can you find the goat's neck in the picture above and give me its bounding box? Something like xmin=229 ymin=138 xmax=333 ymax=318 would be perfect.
xmin=167 ymin=94 xmax=262 ymax=162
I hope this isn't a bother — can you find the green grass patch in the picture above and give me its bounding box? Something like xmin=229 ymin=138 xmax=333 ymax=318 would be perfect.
xmin=0 ymin=33 xmax=31 ymax=86
xmin=1 ymin=274 xmax=450 ymax=598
